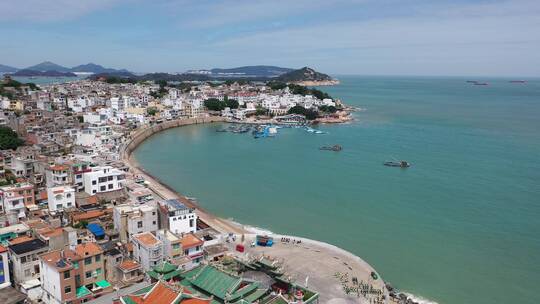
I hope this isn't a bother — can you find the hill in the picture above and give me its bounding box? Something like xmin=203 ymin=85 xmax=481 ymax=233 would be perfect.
xmin=275 ymin=67 xmax=337 ymax=84
xmin=12 ymin=69 xmax=77 ymax=77
xmin=208 ymin=65 xmax=293 ymax=78
xmin=25 ymin=61 xmax=71 ymax=72
xmin=0 ymin=64 xmax=18 ymax=73
xmin=70 ymin=63 xmax=130 ymax=74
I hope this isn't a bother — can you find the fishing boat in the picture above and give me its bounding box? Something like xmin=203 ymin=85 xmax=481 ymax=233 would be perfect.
xmin=473 ymin=82 xmax=488 ymax=86
xmin=384 ymin=160 xmax=411 ymax=168
xmin=509 ymin=80 xmax=527 ymax=83
xmin=320 ymin=145 xmax=342 ymax=151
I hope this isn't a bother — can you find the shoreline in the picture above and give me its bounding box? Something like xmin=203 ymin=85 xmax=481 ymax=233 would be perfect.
xmin=121 ymin=117 xmax=427 ymax=304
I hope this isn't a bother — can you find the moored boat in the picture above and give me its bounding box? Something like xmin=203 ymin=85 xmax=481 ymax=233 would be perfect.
xmin=384 ymin=160 xmax=411 ymax=168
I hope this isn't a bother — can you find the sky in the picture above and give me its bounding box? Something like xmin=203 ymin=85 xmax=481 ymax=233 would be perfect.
xmin=1 ymin=0 xmax=539 ymax=76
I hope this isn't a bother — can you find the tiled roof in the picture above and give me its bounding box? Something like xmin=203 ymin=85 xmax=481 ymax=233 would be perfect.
xmin=180 ymin=234 xmax=203 ymax=249
xmin=0 ymin=245 xmax=7 ymax=253
xmin=9 ymin=236 xmax=35 ymax=245
xmin=72 ymin=209 xmax=105 ymax=221
xmin=118 ymin=259 xmax=141 ymax=271
xmin=134 ymin=232 xmax=159 ymax=247
xmin=75 ymin=242 xmax=103 ymax=257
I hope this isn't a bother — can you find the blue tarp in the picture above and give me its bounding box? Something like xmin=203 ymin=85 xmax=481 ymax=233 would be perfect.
xmin=87 ymin=223 xmax=105 ymax=237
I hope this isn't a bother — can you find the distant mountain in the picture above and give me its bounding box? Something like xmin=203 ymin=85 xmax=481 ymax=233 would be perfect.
xmin=12 ymin=69 xmax=77 ymax=77
xmin=275 ymin=67 xmax=335 ymax=83
xmin=188 ymin=65 xmax=293 ymax=78
xmin=0 ymin=64 xmax=18 ymax=73
xmin=25 ymin=61 xmax=71 ymax=72
xmin=70 ymin=63 xmax=129 ymax=74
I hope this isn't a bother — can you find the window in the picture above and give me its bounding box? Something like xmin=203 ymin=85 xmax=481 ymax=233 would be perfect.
xmin=92 ymin=190 xmax=97 ymax=194
xmin=172 ymin=244 xmax=180 ymax=250
xmin=108 ymin=184 xmax=113 ymax=189
xmin=84 ymin=257 xmax=92 ymax=265
xmin=73 ymin=261 xmax=79 ymax=269
xmin=189 ymin=219 xmax=194 ymax=227
xmin=92 ymin=180 xmax=97 ymax=185
xmin=152 ymin=212 xmax=156 ymax=216
xmin=137 ymin=221 xmax=143 ymax=228
xmin=24 ymin=269 xmax=31 ymax=277
xmin=152 ymin=221 xmax=156 ymax=225
xmin=85 ymin=271 xmax=92 ymax=278
xmin=20 ymin=256 xmax=27 ymax=264
xmin=64 ymin=271 xmax=71 ymax=279
xmin=95 ymin=254 xmax=101 ymax=262
xmin=65 ymin=286 xmax=71 ymax=294
xmin=56 ymin=204 xmax=62 ymax=209
xmin=66 ymin=193 xmax=71 ymax=198
xmin=96 ymin=268 xmax=102 ymax=275
xmin=100 ymin=186 xmax=106 ymax=191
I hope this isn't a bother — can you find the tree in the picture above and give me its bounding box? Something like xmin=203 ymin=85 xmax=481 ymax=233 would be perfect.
xmin=204 ymin=98 xmax=226 ymax=111
xmin=225 ymin=98 xmax=239 ymax=109
xmin=319 ymin=105 xmax=337 ymax=113
xmin=288 ymin=105 xmax=318 ymax=120
xmin=147 ymin=107 xmax=158 ymax=116
xmin=0 ymin=126 xmax=24 ymax=150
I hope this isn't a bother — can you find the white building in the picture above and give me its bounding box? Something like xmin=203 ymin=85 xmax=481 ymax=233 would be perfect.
xmin=113 ymin=203 xmax=158 ymax=242
xmin=132 ymin=232 xmax=163 ymax=271
xmin=0 ymin=245 xmax=10 ymax=289
xmin=159 ymin=199 xmax=197 ymax=235
xmin=46 ymin=185 xmax=75 ymax=212
xmin=82 ymin=166 xmax=125 ymax=195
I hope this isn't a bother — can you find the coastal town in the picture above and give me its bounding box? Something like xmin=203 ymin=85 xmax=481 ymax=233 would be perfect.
xmin=0 ymin=73 xmax=410 ymax=304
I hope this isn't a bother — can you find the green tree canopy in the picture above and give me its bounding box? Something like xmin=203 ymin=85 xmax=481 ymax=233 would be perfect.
xmin=0 ymin=126 xmax=24 ymax=150
xmin=204 ymin=98 xmax=227 ymax=111
xmin=288 ymin=105 xmax=319 ymax=120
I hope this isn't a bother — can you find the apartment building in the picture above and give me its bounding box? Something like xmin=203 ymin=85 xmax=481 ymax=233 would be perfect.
xmin=180 ymin=233 xmax=204 ymax=269
xmin=46 ymin=185 xmax=75 ymax=212
xmin=0 ymin=182 xmax=35 ymax=225
xmin=158 ymin=199 xmax=197 ymax=235
xmin=82 ymin=166 xmax=125 ymax=195
xmin=156 ymin=229 xmax=183 ymax=265
xmin=8 ymin=238 xmax=48 ymax=286
xmin=113 ymin=203 xmax=158 ymax=242
xmin=132 ymin=232 xmax=163 ymax=271
xmin=39 ymin=242 xmax=110 ymax=304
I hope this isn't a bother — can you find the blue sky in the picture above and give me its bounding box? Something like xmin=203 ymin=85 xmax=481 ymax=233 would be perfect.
xmin=1 ymin=0 xmax=539 ymax=76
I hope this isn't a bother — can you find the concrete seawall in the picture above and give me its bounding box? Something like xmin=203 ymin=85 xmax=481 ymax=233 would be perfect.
xmin=122 ymin=116 xmax=226 ymax=159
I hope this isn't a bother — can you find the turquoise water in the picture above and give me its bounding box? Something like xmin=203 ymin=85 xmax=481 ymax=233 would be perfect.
xmin=10 ymin=76 xmax=87 ymax=84
xmin=134 ymin=76 xmax=540 ymax=304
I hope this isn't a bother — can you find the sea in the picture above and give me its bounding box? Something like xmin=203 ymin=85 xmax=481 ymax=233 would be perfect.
xmin=133 ymin=76 xmax=540 ymax=304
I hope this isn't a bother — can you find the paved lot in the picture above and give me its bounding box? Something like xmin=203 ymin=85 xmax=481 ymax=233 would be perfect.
xmin=231 ymin=234 xmax=388 ymax=304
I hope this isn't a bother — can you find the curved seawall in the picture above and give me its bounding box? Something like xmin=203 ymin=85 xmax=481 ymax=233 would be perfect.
xmin=122 ymin=116 xmax=226 ymax=159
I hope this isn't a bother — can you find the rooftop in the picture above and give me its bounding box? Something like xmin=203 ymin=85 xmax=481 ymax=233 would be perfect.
xmin=75 ymin=242 xmax=103 ymax=257
xmin=9 ymin=238 xmax=47 ymax=255
xmin=133 ymin=232 xmax=160 ymax=247
xmin=180 ymin=233 xmax=204 ymax=249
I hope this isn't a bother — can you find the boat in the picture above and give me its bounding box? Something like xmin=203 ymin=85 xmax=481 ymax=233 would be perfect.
xmin=473 ymin=82 xmax=488 ymax=86
xmin=509 ymin=80 xmax=527 ymax=83
xmin=466 ymin=80 xmax=478 ymax=83
xmin=384 ymin=160 xmax=411 ymax=168
xmin=320 ymin=145 xmax=342 ymax=152
xmin=305 ymin=127 xmax=326 ymax=134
